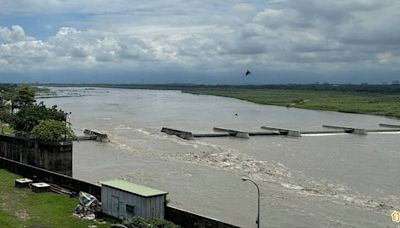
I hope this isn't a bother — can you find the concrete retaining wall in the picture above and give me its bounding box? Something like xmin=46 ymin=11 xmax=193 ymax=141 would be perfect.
xmin=0 ymin=135 xmax=72 ymax=176
xmin=0 ymin=157 xmax=101 ymax=198
xmin=165 ymin=206 xmax=240 ymax=228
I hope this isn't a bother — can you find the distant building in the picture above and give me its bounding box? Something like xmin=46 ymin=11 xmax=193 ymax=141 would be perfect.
xmin=392 ymin=80 xmax=399 ymax=85
xmin=101 ymin=180 xmax=168 ymax=220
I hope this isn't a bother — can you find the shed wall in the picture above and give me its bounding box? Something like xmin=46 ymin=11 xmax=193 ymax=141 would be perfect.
xmin=101 ymin=186 xmax=165 ymax=220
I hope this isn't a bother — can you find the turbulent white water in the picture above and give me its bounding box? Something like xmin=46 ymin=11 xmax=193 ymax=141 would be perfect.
xmin=40 ymin=87 xmax=400 ymax=228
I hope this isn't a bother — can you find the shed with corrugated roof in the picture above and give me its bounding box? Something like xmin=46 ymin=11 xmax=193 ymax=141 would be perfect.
xmin=101 ymin=180 xmax=168 ymax=220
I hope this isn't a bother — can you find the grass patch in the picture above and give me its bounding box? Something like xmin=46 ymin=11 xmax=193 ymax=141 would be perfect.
xmin=0 ymin=169 xmax=111 ymax=228
xmin=181 ymin=88 xmax=400 ymax=118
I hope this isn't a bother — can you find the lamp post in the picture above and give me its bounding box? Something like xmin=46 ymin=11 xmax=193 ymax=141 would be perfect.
xmin=242 ymin=177 xmax=260 ymax=228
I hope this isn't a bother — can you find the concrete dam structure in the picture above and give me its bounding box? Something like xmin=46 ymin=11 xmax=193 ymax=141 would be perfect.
xmin=161 ymin=124 xmax=400 ymax=140
xmin=0 ymin=134 xmax=73 ymax=176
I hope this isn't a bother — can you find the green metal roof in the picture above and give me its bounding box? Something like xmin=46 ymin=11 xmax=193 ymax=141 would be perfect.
xmin=101 ymin=180 xmax=168 ymax=197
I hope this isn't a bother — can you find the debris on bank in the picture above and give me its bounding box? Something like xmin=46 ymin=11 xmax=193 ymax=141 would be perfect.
xmin=73 ymin=191 xmax=102 ymax=220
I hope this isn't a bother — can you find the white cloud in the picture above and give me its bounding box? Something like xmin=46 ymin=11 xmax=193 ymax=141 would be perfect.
xmin=0 ymin=25 xmax=33 ymax=43
xmin=0 ymin=0 xmax=399 ymax=80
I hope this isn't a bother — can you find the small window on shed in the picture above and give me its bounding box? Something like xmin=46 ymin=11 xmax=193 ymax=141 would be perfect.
xmin=126 ymin=204 xmax=135 ymax=217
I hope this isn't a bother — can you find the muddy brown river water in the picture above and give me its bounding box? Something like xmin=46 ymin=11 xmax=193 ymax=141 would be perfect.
xmin=40 ymin=87 xmax=400 ymax=228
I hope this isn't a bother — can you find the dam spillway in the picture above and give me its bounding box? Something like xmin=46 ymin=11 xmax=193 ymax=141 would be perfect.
xmin=161 ymin=125 xmax=400 ymax=140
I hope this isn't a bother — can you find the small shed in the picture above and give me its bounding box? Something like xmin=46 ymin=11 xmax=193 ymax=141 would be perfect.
xmin=101 ymin=180 xmax=168 ymax=220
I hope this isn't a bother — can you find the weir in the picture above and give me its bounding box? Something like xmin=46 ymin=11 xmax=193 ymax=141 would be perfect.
xmin=161 ymin=127 xmax=195 ymax=140
xmin=260 ymin=126 xmax=302 ymax=137
xmin=367 ymin=129 xmax=400 ymax=133
xmin=300 ymin=130 xmax=346 ymax=134
xmin=213 ymin=127 xmax=250 ymax=139
xmin=379 ymin=123 xmax=400 ymax=128
xmin=193 ymin=133 xmax=231 ymax=138
xmin=322 ymin=125 xmax=367 ymax=135
xmin=161 ymin=124 xmax=400 ymax=140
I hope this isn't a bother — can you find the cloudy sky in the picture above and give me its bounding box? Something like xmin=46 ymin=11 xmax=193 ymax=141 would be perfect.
xmin=0 ymin=0 xmax=399 ymax=84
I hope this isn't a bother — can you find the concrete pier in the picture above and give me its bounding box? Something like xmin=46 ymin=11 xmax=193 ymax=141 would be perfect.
xmin=260 ymin=126 xmax=302 ymax=137
xmin=83 ymin=129 xmax=109 ymax=142
xmin=213 ymin=127 xmax=250 ymax=139
xmin=161 ymin=128 xmax=195 ymax=140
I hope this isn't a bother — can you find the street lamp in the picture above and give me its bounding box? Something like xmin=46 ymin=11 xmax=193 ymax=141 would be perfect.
xmin=242 ymin=177 xmax=260 ymax=228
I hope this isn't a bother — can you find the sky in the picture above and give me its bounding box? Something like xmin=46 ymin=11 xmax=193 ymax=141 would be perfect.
xmin=0 ymin=0 xmax=399 ymax=84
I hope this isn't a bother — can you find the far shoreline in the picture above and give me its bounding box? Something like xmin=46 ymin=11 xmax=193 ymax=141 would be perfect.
xmin=37 ymin=83 xmax=400 ymax=119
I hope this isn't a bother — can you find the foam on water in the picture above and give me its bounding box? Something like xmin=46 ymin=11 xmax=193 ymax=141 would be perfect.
xmin=113 ymin=125 xmax=132 ymax=130
xmin=303 ymin=133 xmax=346 ymax=137
xmin=125 ymin=127 xmax=400 ymax=214
xmin=103 ymin=126 xmax=400 ymax=214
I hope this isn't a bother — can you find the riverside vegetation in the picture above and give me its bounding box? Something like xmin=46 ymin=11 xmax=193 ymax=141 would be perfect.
xmin=0 ymin=85 xmax=75 ymax=141
xmin=182 ymin=86 xmax=400 ymax=118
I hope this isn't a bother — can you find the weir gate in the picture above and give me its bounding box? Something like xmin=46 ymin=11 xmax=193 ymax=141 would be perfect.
xmin=161 ymin=123 xmax=400 ymax=140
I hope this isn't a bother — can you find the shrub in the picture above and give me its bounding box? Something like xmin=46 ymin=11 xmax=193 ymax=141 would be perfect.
xmin=11 ymin=102 xmax=67 ymax=132
xmin=31 ymin=119 xmax=76 ymax=142
xmin=123 ymin=217 xmax=179 ymax=228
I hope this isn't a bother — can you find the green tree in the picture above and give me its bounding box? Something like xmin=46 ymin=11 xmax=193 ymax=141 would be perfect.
xmin=31 ymin=119 xmax=76 ymax=142
xmin=11 ymin=102 xmax=67 ymax=132
xmin=12 ymin=85 xmax=36 ymax=109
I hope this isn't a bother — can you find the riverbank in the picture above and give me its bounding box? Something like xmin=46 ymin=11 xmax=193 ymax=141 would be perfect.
xmin=181 ymin=87 xmax=400 ymax=118
xmin=0 ymin=169 xmax=111 ymax=228
xmin=39 ymin=84 xmax=400 ymax=118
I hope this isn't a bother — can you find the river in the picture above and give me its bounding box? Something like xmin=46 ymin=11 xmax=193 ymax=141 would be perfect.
xmin=39 ymin=87 xmax=400 ymax=227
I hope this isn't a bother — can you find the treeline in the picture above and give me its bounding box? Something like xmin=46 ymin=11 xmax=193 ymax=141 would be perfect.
xmin=0 ymin=85 xmax=75 ymax=142
xmin=37 ymin=83 xmax=400 ymax=94
xmin=0 ymin=84 xmax=18 ymax=93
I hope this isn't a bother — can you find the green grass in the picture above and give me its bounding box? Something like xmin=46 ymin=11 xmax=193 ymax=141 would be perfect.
xmin=181 ymin=88 xmax=400 ymax=118
xmin=0 ymin=169 xmax=112 ymax=228
xmin=0 ymin=209 xmax=20 ymax=228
